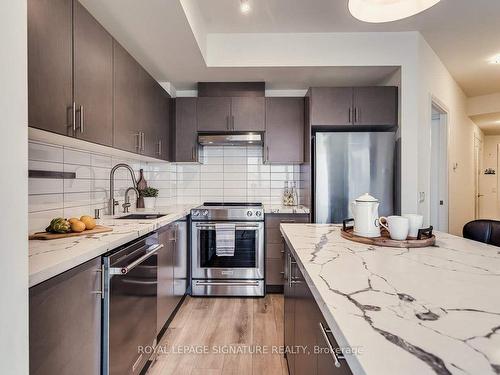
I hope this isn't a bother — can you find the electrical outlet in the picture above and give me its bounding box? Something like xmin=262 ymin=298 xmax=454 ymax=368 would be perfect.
xmin=418 ymin=192 xmax=425 ymax=203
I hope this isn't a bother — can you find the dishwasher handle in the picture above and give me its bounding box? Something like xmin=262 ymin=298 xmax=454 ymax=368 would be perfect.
xmin=109 ymin=243 xmax=163 ymax=275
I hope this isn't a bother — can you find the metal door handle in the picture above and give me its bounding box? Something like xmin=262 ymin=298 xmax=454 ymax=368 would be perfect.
xmin=78 ymin=105 xmax=84 ymax=133
xmin=72 ymin=102 xmax=77 ymax=132
xmin=196 ymin=223 xmax=260 ymax=229
xmin=109 ymin=244 xmax=163 ymax=275
xmin=195 ymin=280 xmax=260 ymax=286
xmin=319 ymin=322 xmax=344 ymax=368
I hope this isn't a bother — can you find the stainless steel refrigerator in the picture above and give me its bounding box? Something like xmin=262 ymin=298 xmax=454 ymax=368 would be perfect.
xmin=313 ymin=131 xmax=398 ymax=224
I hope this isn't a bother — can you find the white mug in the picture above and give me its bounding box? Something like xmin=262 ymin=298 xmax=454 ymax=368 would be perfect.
xmin=379 ymin=216 xmax=409 ymax=241
xmin=403 ymin=214 xmax=424 ymax=238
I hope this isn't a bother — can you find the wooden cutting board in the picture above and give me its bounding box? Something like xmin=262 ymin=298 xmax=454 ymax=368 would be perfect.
xmin=29 ymin=225 xmax=113 ymax=240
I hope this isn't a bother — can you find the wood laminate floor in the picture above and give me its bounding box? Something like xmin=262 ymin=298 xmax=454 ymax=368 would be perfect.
xmin=147 ymin=294 xmax=289 ymax=375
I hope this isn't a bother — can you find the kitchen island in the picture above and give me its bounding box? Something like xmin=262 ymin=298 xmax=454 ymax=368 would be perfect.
xmin=280 ymin=224 xmax=500 ymax=375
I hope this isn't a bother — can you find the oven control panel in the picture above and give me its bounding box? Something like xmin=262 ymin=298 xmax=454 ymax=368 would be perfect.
xmin=191 ymin=206 xmax=264 ymax=221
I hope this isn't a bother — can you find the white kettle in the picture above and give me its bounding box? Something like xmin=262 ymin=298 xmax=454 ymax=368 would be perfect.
xmin=351 ymin=193 xmax=381 ymax=238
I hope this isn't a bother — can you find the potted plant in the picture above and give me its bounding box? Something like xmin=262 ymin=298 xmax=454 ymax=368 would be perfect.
xmin=140 ymin=187 xmax=159 ymax=209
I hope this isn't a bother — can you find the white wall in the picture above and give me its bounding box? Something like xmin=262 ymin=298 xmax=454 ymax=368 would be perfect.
xmin=416 ymin=35 xmax=484 ymax=235
xmin=468 ymin=92 xmax=500 ymax=116
xmin=480 ymin=135 xmax=500 ymax=219
xmin=0 ymin=0 xmax=29 ymax=373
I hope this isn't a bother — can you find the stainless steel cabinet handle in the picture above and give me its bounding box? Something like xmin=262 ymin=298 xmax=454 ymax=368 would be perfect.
xmin=79 ymin=105 xmax=84 ymax=133
xmin=136 ymin=132 xmax=141 ymax=151
xmin=157 ymin=139 xmax=162 ymax=156
xmin=281 ymin=219 xmax=296 ymax=223
xmin=191 ymin=147 xmax=195 ymax=161
xmin=195 ymin=280 xmax=260 ymax=286
xmin=354 ymin=107 xmax=359 ymax=123
xmin=72 ymin=102 xmax=76 ymax=132
xmin=226 ymin=116 xmax=230 ymax=130
xmin=92 ymin=265 xmax=105 ymax=299
xmin=349 ymin=107 xmax=352 ymax=123
xmin=319 ymin=322 xmax=344 ymax=368
xmin=109 ymin=244 xmax=163 ymax=275
xmin=231 ymin=115 xmax=235 ymax=130
xmin=196 ymin=223 xmax=260 ymax=229
xmin=141 ymin=132 xmax=145 ymax=152
xmin=266 ymin=146 xmax=270 ymax=161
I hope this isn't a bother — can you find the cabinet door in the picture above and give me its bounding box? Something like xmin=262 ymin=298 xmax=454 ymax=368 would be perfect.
xmin=113 ymin=42 xmax=142 ymax=153
xmin=265 ymin=97 xmax=304 ymax=163
xmin=353 ymin=87 xmax=398 ymax=127
xmin=147 ymin=82 xmax=170 ymax=160
xmin=73 ymin=1 xmax=113 ymax=146
xmin=30 ymin=257 xmax=101 ymax=375
xmin=174 ymin=98 xmax=198 ymax=162
xmin=284 ymin=249 xmax=296 ymax=375
xmin=173 ymin=221 xmax=188 ymax=297
xmin=197 ymin=97 xmax=231 ymax=132
xmin=28 ymin=0 xmax=73 ymax=136
xmin=157 ymin=225 xmax=176 ymax=334
xmin=310 ymin=87 xmax=353 ymax=127
xmin=294 ymin=263 xmax=318 ymax=375
xmin=317 ymin=315 xmax=353 ymax=375
xmin=231 ymin=97 xmax=265 ymax=131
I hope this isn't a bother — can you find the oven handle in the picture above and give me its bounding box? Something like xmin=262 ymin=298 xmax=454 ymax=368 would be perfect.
xmin=109 ymin=244 xmax=163 ymax=275
xmin=195 ymin=280 xmax=260 ymax=286
xmin=195 ymin=223 xmax=261 ymax=230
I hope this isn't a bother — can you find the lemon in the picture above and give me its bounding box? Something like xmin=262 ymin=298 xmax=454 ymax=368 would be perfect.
xmin=71 ymin=220 xmax=86 ymax=233
xmin=80 ymin=215 xmax=96 ymax=230
xmin=68 ymin=217 xmax=80 ymax=224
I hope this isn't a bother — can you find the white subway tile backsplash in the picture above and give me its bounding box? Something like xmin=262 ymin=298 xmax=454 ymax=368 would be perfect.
xmin=201 ymin=172 xmax=224 ymax=181
xmin=29 ymin=160 xmax=64 ymax=172
xmin=29 ymin=194 xmax=64 ymax=213
xmin=63 ymin=192 xmax=91 ymax=208
xmin=29 ymin=178 xmax=64 ymax=195
xmin=64 ymin=179 xmax=91 ymax=193
xmin=91 ymin=153 xmax=112 ymax=168
xmin=64 ymin=163 xmax=92 ymax=179
xmin=64 ymin=148 xmax=91 ymax=166
xmin=223 ymin=172 xmax=246 ymax=181
xmin=224 ymin=180 xmax=246 ymax=189
xmin=29 ymin=142 xmax=63 ymax=163
xmin=200 ymin=164 xmax=223 ymax=173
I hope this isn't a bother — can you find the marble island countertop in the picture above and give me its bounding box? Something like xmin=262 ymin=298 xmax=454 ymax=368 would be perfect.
xmin=29 ymin=204 xmax=196 ymax=287
xmin=263 ymin=204 xmax=310 ymax=214
xmin=280 ymin=224 xmax=500 ymax=375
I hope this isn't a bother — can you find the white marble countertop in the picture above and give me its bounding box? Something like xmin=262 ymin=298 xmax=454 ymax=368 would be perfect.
xmin=29 ymin=205 xmax=195 ymax=287
xmin=280 ymin=224 xmax=500 ymax=375
xmin=263 ymin=204 xmax=310 ymax=214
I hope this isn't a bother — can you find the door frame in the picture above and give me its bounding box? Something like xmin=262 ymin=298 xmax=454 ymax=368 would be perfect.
xmin=429 ymin=96 xmax=450 ymax=232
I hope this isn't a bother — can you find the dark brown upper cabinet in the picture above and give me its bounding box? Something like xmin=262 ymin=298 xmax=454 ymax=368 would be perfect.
xmin=309 ymin=87 xmax=353 ymax=127
xmin=308 ymin=86 xmax=398 ymax=129
xmin=197 ymin=97 xmax=232 ymax=132
xmin=73 ymin=1 xmax=113 ymax=146
xmin=265 ymin=97 xmax=304 ymax=164
xmin=197 ymin=96 xmax=265 ymax=132
xmin=231 ymin=97 xmax=265 ymax=131
xmin=28 ymin=0 xmax=73 ymax=136
xmin=353 ymin=86 xmax=398 ymax=127
xmin=173 ymin=98 xmax=198 ymax=162
xmin=113 ymin=41 xmax=142 ymax=154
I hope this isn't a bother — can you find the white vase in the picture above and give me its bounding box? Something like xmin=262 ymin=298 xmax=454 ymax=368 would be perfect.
xmin=143 ymin=197 xmax=156 ymax=209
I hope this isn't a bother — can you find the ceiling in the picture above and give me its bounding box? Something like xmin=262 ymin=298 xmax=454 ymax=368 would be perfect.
xmin=80 ymin=0 xmax=500 ymax=96
xmin=470 ymin=112 xmax=500 ymax=135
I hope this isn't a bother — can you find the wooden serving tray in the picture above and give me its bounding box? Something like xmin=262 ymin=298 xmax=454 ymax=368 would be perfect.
xmin=341 ymin=227 xmax=436 ymax=248
xmin=29 ymin=225 xmax=112 ymax=240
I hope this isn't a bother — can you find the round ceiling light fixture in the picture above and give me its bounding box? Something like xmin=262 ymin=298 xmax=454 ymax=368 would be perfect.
xmin=348 ymin=0 xmax=441 ymax=23
xmin=489 ymin=54 xmax=500 ymax=65
xmin=240 ymin=0 xmax=251 ymax=14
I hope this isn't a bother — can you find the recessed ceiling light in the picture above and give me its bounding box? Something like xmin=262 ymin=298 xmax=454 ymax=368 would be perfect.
xmin=349 ymin=0 xmax=441 ymax=23
xmin=489 ymin=54 xmax=500 ymax=65
xmin=240 ymin=0 xmax=251 ymax=14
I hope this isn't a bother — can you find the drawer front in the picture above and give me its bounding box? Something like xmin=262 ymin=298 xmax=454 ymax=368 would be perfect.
xmin=266 ymin=258 xmax=285 ymax=285
xmin=266 ymin=228 xmax=283 ymax=244
xmin=267 ymin=243 xmax=285 ymax=259
xmin=265 ymin=213 xmax=309 ymax=229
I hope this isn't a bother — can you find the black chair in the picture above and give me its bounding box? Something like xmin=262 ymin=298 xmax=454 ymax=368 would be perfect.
xmin=462 ymin=220 xmax=500 ymax=247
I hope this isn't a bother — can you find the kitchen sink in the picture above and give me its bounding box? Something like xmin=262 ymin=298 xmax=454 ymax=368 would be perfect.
xmin=116 ymin=214 xmax=166 ymax=220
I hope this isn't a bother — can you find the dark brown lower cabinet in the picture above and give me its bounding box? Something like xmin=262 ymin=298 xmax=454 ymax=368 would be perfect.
xmin=265 ymin=214 xmax=309 ymax=292
xmin=29 ymin=257 xmax=102 ymax=375
xmin=284 ymin=245 xmax=352 ymax=375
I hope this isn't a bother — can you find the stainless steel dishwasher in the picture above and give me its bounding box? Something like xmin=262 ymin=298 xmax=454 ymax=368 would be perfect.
xmin=102 ymin=233 xmax=162 ymax=375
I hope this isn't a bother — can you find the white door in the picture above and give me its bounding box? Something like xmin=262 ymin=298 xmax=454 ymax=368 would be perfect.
xmin=430 ymin=105 xmax=449 ymax=232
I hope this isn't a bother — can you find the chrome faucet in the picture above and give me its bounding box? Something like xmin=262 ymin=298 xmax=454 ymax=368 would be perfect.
xmin=122 ymin=187 xmax=139 ymax=213
xmin=109 ymin=163 xmax=138 ymax=216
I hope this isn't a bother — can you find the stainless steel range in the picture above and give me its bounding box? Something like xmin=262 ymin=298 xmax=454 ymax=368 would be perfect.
xmin=191 ymin=202 xmax=265 ymax=297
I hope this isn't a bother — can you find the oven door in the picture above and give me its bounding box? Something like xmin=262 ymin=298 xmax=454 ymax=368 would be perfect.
xmin=191 ymin=221 xmax=264 ymax=279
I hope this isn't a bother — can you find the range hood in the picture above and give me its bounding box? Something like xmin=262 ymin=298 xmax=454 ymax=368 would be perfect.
xmin=198 ymin=133 xmax=263 ymax=146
